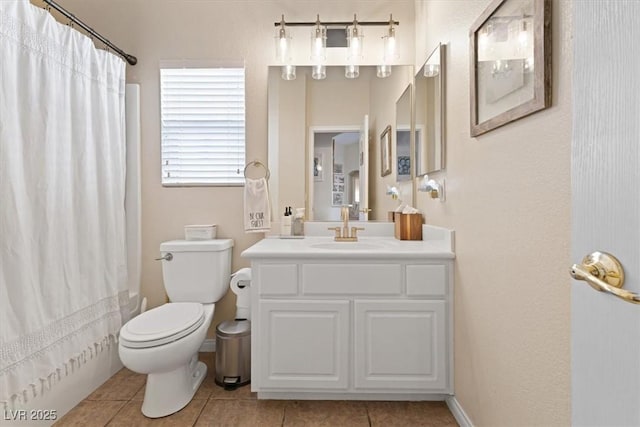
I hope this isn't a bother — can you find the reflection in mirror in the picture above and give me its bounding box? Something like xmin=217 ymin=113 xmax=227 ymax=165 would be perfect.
xmin=268 ymin=65 xmax=413 ymax=221
xmin=313 ymin=131 xmax=360 ymax=221
xmin=415 ymin=43 xmax=445 ymax=176
xmin=395 ymin=85 xmax=412 ymax=181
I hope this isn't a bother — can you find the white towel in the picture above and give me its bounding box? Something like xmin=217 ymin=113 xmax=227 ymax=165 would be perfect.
xmin=244 ymin=177 xmax=271 ymax=233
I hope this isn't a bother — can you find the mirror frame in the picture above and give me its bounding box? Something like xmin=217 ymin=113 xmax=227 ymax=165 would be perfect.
xmin=415 ymin=43 xmax=446 ymax=177
xmin=380 ymin=125 xmax=392 ymax=177
xmin=395 ymin=85 xmax=413 ymax=182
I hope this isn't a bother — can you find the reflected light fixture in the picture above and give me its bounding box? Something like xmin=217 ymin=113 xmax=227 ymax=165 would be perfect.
xmin=518 ymin=19 xmax=529 ymax=48
xmin=377 ymin=64 xmax=391 ymax=78
xmin=281 ymin=64 xmax=296 ymax=80
xmin=312 ymin=64 xmax=326 ymax=80
xmin=345 ymin=64 xmax=359 ymax=79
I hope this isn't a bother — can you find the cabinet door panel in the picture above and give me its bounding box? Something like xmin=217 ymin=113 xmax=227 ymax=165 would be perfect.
xmin=354 ymin=300 xmax=447 ymax=390
xmin=259 ymin=300 xmax=349 ymax=389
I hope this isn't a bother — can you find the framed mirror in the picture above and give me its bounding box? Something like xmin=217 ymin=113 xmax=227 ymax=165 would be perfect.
xmin=395 ymin=85 xmax=412 ymax=181
xmin=267 ymin=65 xmax=414 ymax=221
xmin=415 ymin=43 xmax=446 ymax=176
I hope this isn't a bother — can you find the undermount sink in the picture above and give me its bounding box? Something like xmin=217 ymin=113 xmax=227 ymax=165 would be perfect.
xmin=310 ymin=242 xmax=384 ymax=251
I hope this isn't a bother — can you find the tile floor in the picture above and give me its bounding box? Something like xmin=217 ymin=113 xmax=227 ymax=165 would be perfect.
xmin=55 ymin=353 xmax=458 ymax=427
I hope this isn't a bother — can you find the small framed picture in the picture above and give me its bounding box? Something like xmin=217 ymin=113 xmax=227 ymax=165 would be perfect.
xmin=332 ymin=192 xmax=344 ymax=206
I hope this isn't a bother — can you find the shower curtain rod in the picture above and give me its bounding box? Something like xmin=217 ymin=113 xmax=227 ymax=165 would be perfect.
xmin=43 ymin=0 xmax=137 ymax=65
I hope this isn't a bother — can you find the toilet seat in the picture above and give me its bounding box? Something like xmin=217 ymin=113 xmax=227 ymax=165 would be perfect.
xmin=120 ymin=302 xmax=205 ymax=349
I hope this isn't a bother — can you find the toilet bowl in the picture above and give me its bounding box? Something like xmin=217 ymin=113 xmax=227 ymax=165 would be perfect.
xmin=118 ymin=303 xmax=214 ymax=418
xmin=117 ymin=239 xmax=233 ymax=418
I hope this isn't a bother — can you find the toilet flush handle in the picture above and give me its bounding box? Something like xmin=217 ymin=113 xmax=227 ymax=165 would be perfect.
xmin=154 ymin=253 xmax=173 ymax=261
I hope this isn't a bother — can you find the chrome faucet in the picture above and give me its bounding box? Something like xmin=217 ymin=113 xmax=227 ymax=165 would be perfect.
xmin=328 ymin=205 xmax=364 ymax=241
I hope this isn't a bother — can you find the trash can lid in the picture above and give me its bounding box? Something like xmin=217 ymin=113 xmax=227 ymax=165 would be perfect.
xmin=216 ymin=319 xmax=251 ymax=337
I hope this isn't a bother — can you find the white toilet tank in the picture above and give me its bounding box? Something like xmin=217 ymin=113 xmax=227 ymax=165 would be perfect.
xmin=159 ymin=239 xmax=234 ymax=303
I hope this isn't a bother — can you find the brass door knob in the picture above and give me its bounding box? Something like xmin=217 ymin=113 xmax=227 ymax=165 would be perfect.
xmin=570 ymin=251 xmax=639 ymax=305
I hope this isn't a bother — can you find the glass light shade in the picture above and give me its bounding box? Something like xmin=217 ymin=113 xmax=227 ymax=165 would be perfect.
xmin=312 ymin=64 xmax=326 ymax=80
xmin=347 ymin=25 xmax=363 ymax=62
xmin=345 ymin=64 xmax=359 ymax=79
xmin=376 ymin=64 xmax=391 ymax=78
xmin=310 ymin=25 xmax=327 ymax=62
xmin=281 ymin=65 xmax=296 ymax=80
xmin=275 ymin=26 xmax=292 ymax=64
xmin=383 ymin=26 xmax=399 ymax=62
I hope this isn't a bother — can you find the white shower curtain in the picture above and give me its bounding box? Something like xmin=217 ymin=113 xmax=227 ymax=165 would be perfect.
xmin=0 ymin=0 xmax=129 ymax=408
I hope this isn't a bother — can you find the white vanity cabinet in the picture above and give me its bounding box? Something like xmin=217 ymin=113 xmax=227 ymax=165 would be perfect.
xmin=247 ymin=255 xmax=454 ymax=400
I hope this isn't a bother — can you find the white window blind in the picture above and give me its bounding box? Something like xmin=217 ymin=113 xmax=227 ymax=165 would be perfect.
xmin=160 ymin=67 xmax=245 ymax=185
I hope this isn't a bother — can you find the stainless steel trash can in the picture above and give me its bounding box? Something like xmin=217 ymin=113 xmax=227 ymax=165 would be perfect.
xmin=215 ymin=319 xmax=251 ymax=389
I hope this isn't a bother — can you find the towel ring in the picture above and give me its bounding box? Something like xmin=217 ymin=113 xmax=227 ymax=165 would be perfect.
xmin=243 ymin=160 xmax=270 ymax=180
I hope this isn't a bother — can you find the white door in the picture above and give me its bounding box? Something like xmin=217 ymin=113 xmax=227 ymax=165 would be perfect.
xmin=359 ymin=114 xmax=369 ymax=221
xmin=571 ymin=2 xmax=640 ymax=426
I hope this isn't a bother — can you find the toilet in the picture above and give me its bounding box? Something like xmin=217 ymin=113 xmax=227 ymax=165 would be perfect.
xmin=118 ymin=239 xmax=233 ymax=418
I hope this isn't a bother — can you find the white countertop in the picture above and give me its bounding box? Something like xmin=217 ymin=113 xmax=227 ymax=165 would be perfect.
xmin=241 ymin=226 xmax=455 ymax=260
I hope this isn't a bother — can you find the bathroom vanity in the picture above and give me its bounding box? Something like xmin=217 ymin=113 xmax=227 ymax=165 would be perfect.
xmin=241 ymin=225 xmax=455 ymax=400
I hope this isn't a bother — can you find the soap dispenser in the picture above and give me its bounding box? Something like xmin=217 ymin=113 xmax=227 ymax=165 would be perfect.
xmin=281 ymin=207 xmax=292 ymax=236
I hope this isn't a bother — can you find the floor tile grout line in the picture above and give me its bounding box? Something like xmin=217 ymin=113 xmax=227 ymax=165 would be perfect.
xmin=102 ymin=399 xmax=128 ymax=426
xmin=191 ymin=396 xmax=209 ymax=427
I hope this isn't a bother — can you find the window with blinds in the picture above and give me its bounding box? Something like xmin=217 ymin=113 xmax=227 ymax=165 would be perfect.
xmin=160 ymin=67 xmax=245 ymax=186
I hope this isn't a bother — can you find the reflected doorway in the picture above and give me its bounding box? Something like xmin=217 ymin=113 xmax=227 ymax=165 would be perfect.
xmin=311 ymin=130 xmax=361 ymax=221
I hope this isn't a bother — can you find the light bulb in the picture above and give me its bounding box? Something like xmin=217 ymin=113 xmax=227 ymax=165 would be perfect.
xmin=310 ymin=16 xmax=326 ymax=62
xmin=347 ymin=15 xmax=363 ymax=62
xmin=275 ymin=15 xmax=292 ymax=64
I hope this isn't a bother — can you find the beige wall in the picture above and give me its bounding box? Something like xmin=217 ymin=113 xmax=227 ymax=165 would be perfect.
xmin=415 ymin=1 xmax=572 ymax=425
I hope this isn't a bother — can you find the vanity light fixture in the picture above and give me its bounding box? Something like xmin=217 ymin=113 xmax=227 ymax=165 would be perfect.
xmin=310 ymin=15 xmax=327 ymax=80
xmin=347 ymin=14 xmax=364 ymax=62
xmin=310 ymin=15 xmax=327 ymax=62
xmin=275 ymin=15 xmax=295 ymax=80
xmin=274 ymin=15 xmax=400 ymax=80
xmin=378 ymin=14 xmax=398 ymax=78
xmin=275 ymin=15 xmax=292 ymax=63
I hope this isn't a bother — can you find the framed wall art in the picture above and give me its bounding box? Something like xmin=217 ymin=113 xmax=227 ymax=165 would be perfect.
xmin=469 ymin=0 xmax=551 ymax=136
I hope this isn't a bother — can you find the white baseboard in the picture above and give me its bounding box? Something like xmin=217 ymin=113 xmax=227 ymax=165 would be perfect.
xmin=446 ymin=396 xmax=474 ymax=427
xmin=199 ymin=338 xmax=216 ymax=352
